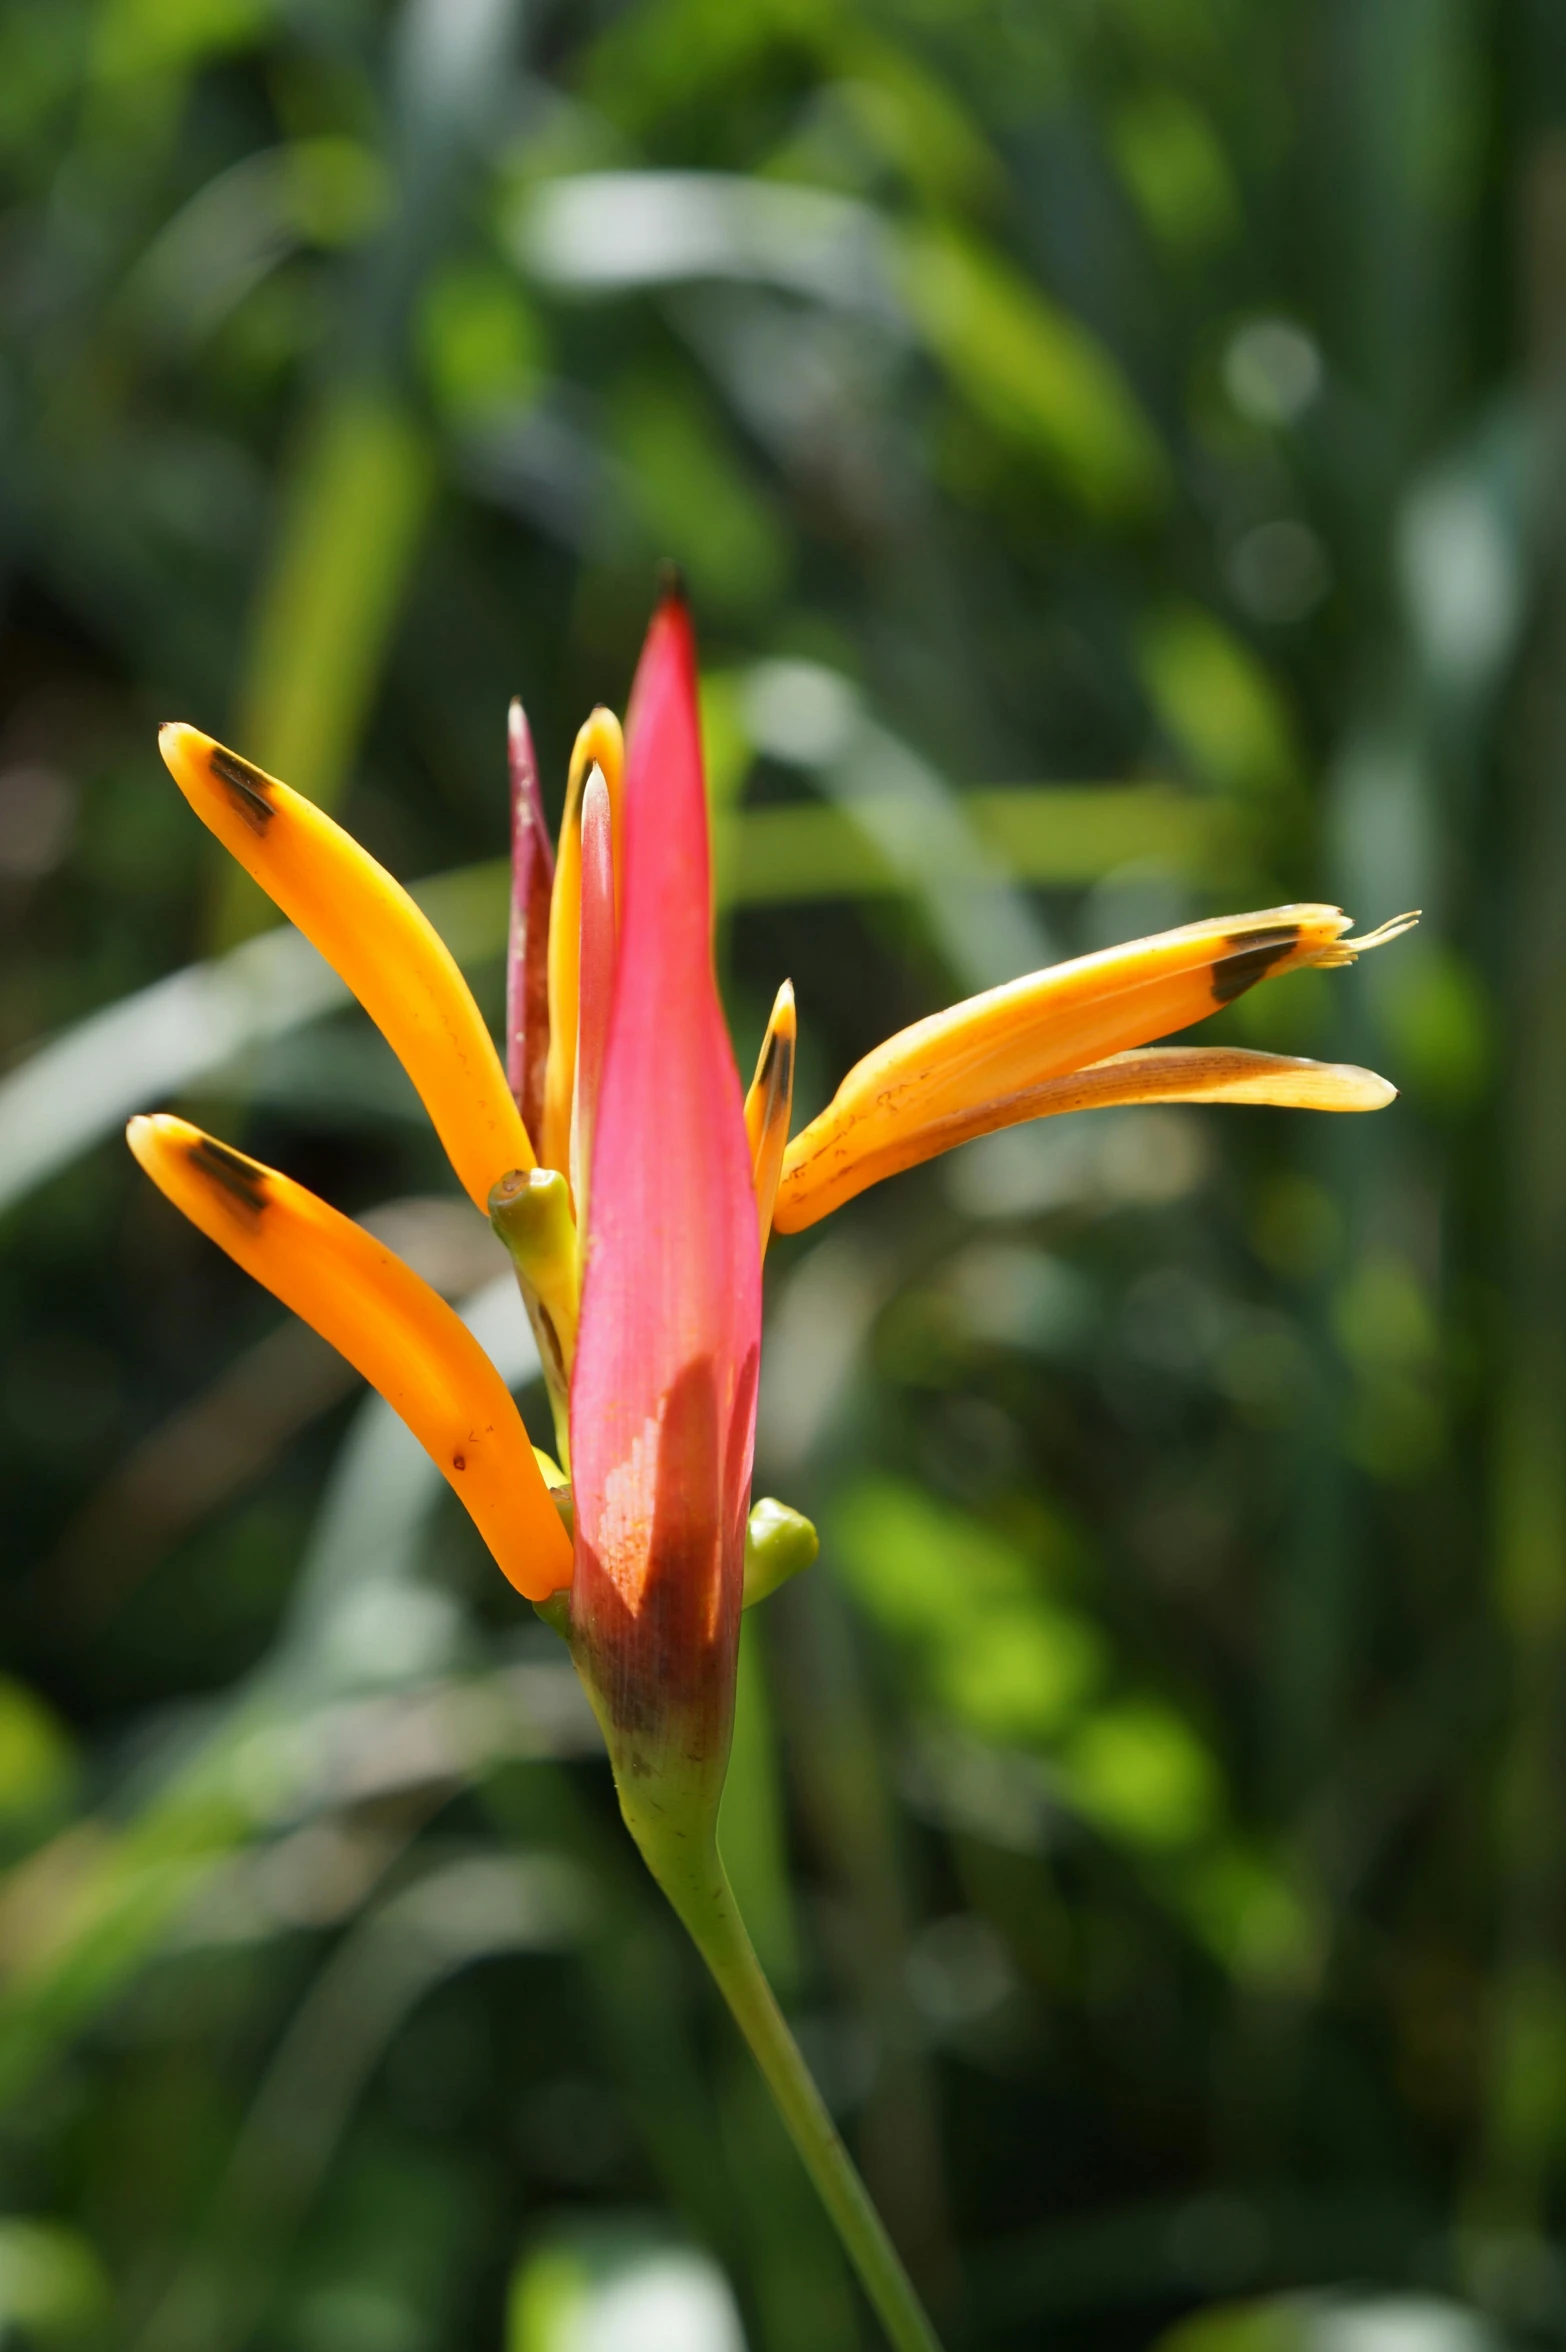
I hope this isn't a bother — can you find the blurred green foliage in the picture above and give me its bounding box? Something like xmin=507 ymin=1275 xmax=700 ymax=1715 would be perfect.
xmin=0 ymin=0 xmax=1560 ymax=2346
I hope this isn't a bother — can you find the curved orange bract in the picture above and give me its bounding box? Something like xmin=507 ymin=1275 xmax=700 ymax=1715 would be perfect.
xmin=778 ymin=1045 xmax=1394 ymax=1224
xmin=159 ymin=724 xmax=533 ymax=1215
xmin=775 ymin=905 xmax=1416 ymax=1231
xmin=127 ymin=1114 xmax=572 ymax=1600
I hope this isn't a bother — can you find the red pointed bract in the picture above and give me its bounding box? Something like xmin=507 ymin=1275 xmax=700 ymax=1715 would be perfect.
xmin=506 ymin=697 xmax=555 ymax=1149
xmin=569 ymin=596 xmax=761 ymax=1773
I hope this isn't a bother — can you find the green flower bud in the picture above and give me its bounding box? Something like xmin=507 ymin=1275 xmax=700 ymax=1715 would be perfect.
xmin=743 ymin=1497 xmax=819 ymax=1607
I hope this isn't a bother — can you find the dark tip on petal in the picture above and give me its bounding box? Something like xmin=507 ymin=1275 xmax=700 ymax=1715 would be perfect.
xmin=1211 ymin=922 xmax=1300 ymax=1006
xmin=655 ymin=557 xmax=688 ymax=608
xmin=208 ymin=745 xmax=275 ymax=834
xmin=759 ymin=1020 xmax=794 ymax=1103
xmin=188 ymin=1136 xmax=269 ymax=1217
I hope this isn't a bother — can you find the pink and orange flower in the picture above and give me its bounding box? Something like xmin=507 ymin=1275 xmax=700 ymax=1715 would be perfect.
xmin=129 ymin=589 xmax=1412 ymax=1827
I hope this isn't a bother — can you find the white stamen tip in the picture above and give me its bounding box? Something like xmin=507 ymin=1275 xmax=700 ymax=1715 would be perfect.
xmin=1349 ymin=910 xmax=1422 ymax=953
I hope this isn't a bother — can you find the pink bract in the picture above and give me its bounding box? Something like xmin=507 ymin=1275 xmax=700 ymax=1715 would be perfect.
xmin=567 ymin=594 xmax=762 ymax=1755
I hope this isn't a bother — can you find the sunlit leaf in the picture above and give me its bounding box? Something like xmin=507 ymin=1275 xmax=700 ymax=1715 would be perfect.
xmin=0 ymin=1681 xmax=75 ymax=1837
xmin=1138 ymin=606 xmax=1298 ymax=796
xmin=0 ymin=2218 xmax=108 ymax=2344
xmin=1110 ymin=87 xmax=1238 ymax=254
xmin=898 ymin=224 xmax=1169 ymax=516
xmin=830 ymin=1477 xmax=1102 ymax=1746
xmin=1062 ymin=1700 xmax=1221 ymax=1852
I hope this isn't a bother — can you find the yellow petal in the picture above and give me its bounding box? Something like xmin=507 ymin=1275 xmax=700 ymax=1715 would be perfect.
xmin=787 ymin=1045 xmax=1395 ymax=1213
xmin=774 ymin=906 xmax=1417 ymax=1231
xmin=1056 ymin=1045 xmax=1398 ymax=1113
xmin=159 ymin=723 xmax=531 ymax=1215
xmin=127 ymin=1114 xmax=572 ymax=1599
xmin=744 ymin=979 xmax=796 ymax=1253
xmin=542 ymin=709 xmax=625 ymax=1180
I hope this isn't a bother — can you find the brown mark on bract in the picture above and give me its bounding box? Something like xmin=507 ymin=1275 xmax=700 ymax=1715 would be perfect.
xmin=208 ymin=745 xmax=275 ymax=834
xmin=758 ymin=1021 xmax=794 ymax=1113
xmin=188 ymin=1137 xmax=269 ymax=1218
xmin=1210 ymin=923 xmax=1301 ymax=1007
xmin=452 ymin=1452 xmax=466 ymax=1472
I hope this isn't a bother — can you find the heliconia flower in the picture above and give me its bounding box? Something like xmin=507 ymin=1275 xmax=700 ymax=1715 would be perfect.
xmin=131 ymin=593 xmax=1411 ymax=2352
xmin=139 ymin=605 xmax=1415 ymax=1700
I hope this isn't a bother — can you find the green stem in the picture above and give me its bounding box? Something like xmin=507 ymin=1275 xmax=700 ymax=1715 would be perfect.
xmin=657 ymin=1841 xmax=947 ymax=2352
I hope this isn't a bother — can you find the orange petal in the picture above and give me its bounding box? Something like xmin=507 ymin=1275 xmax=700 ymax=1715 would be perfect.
xmin=1048 ymin=1045 xmax=1398 ymax=1114
xmin=774 ymin=906 xmax=1417 ymax=1231
xmin=744 ymin=980 xmax=796 ymax=1253
xmin=159 ymin=725 xmax=532 ymax=1216
xmin=784 ymin=1045 xmax=1393 ymax=1217
xmin=543 ymin=709 xmax=625 ymax=1180
xmin=127 ymin=1113 xmax=572 ymax=1599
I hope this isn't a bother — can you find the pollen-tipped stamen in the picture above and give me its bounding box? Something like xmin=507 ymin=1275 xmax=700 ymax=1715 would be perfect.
xmin=1302 ymin=909 xmax=1422 ymax=966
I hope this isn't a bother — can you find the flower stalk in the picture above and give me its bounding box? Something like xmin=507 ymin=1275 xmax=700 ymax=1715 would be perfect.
xmin=645 ymin=1832 xmax=946 ymax=2352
